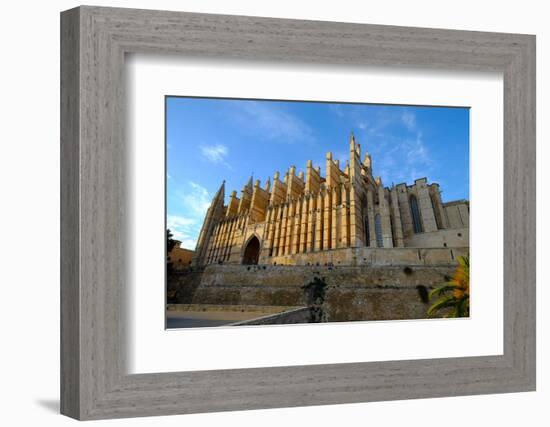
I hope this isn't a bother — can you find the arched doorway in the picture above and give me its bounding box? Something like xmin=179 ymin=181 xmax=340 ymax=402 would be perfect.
xmin=242 ymin=236 xmax=260 ymax=265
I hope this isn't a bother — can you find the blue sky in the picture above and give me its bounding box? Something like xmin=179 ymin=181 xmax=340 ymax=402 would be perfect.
xmin=166 ymin=97 xmax=469 ymax=249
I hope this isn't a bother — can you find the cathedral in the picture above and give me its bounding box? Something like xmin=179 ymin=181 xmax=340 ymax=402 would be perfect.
xmin=192 ymin=134 xmax=469 ymax=267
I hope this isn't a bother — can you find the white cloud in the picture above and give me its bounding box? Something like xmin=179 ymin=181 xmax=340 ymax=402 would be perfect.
xmin=199 ymin=144 xmax=231 ymax=169
xmin=233 ymin=101 xmax=315 ymax=143
xmin=401 ymin=110 xmax=416 ymax=132
xmin=167 ymin=214 xmax=198 ymax=249
xmin=183 ymin=181 xmax=211 ymax=218
xmin=405 ymin=131 xmax=431 ymax=166
xmin=368 ymin=128 xmax=434 ymax=186
xmin=168 ymin=181 xmax=213 ymax=250
xmin=167 ymin=214 xmax=195 ymax=228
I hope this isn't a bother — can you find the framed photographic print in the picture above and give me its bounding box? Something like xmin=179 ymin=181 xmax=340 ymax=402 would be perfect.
xmin=165 ymin=97 xmax=472 ymax=330
xmin=61 ymin=5 xmax=535 ymax=420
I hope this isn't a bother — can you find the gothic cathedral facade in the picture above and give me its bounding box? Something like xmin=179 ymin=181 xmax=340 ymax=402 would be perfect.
xmin=193 ymin=135 xmax=469 ymax=267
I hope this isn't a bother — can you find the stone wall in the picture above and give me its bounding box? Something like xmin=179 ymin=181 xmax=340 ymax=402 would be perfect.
xmin=168 ymin=261 xmax=462 ymax=322
xmin=167 ymin=269 xmax=204 ymax=304
xmin=444 ymin=201 xmax=470 ymax=229
xmin=404 ymin=227 xmax=469 ymax=248
xmin=168 ymin=243 xmax=194 ymax=270
xmin=267 ymin=246 xmax=468 ymax=266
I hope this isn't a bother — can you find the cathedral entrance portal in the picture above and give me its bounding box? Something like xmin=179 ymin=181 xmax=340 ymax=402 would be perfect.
xmin=242 ymin=236 xmax=260 ymax=265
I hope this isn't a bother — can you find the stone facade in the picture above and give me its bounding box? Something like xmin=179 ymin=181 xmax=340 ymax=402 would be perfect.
xmin=168 ymin=241 xmax=194 ymax=270
xmin=193 ymin=134 xmax=469 ymax=267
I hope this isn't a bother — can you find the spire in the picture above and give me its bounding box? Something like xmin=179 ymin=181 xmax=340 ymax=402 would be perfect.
xmin=349 ymin=131 xmax=356 ymax=151
xmin=211 ymin=180 xmax=225 ymax=206
xmin=194 ymin=180 xmax=225 ymax=266
xmin=246 ymin=175 xmax=254 ymax=191
xmin=363 ymin=152 xmax=372 ymax=169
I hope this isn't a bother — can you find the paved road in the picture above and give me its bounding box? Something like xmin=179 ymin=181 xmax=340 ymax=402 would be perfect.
xmin=166 ymin=316 xmax=236 ymax=329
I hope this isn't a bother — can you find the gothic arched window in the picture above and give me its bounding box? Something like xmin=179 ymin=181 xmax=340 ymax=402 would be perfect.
xmin=410 ymin=195 xmax=423 ymax=233
xmin=364 ymin=216 xmax=370 ymax=247
xmin=375 ymin=214 xmax=383 ymax=247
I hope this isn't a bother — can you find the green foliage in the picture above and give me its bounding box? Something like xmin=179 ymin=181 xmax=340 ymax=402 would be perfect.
xmin=166 ymin=228 xmax=177 ymax=273
xmin=167 ymin=229 xmax=177 ymax=253
xmin=301 ymin=276 xmax=328 ymax=306
xmin=302 ymin=277 xmax=329 ymax=323
xmin=427 ymin=255 xmax=470 ymax=318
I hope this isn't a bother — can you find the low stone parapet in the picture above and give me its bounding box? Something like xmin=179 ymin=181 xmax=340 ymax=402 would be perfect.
xmin=228 ymin=307 xmax=312 ymax=326
xmin=266 ymin=246 xmax=468 ymax=267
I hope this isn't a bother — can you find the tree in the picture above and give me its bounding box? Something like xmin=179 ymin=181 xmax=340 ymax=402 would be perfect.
xmin=427 ymin=255 xmax=470 ymax=318
xmin=166 ymin=229 xmax=177 ymax=273
xmin=167 ymin=228 xmax=177 ymax=253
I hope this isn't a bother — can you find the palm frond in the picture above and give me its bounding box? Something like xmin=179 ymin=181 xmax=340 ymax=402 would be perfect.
xmin=455 ymin=296 xmax=470 ymax=318
xmin=427 ymin=296 xmax=457 ymax=317
xmin=429 ymin=284 xmax=459 ymax=300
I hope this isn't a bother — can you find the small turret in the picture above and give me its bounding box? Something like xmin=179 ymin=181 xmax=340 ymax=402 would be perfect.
xmin=349 ymin=132 xmax=356 ymax=152
xmin=363 ymin=152 xmax=372 ymax=171
xmin=245 ymin=175 xmax=254 ymax=192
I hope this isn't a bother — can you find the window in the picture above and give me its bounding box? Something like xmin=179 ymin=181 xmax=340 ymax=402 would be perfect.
xmin=375 ymin=214 xmax=383 ymax=247
xmin=364 ymin=217 xmax=370 ymax=246
xmin=410 ymin=195 xmax=423 ymax=233
xmin=390 ymin=215 xmax=396 ymax=247
xmin=431 ymin=194 xmax=443 ymax=229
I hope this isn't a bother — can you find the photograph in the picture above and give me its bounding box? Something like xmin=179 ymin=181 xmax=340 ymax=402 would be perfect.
xmin=165 ymin=97 xmax=470 ymax=328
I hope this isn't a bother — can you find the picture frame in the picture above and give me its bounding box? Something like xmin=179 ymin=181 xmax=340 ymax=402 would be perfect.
xmin=60 ymin=5 xmax=536 ymax=420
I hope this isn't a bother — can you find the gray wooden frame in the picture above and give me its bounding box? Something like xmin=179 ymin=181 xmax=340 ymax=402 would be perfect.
xmin=60 ymin=5 xmax=536 ymax=420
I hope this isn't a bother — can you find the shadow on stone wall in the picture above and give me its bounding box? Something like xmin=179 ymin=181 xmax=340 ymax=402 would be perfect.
xmin=301 ymin=277 xmax=329 ymax=322
xmin=167 ymin=264 xmax=457 ymax=322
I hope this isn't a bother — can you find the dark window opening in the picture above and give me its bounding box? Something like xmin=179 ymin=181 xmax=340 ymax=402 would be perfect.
xmin=364 ymin=217 xmax=370 ymax=247
xmin=390 ymin=215 xmax=396 ymax=247
xmin=375 ymin=214 xmax=383 ymax=247
xmin=410 ymin=195 xmax=423 ymax=233
xmin=431 ymin=194 xmax=443 ymax=229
